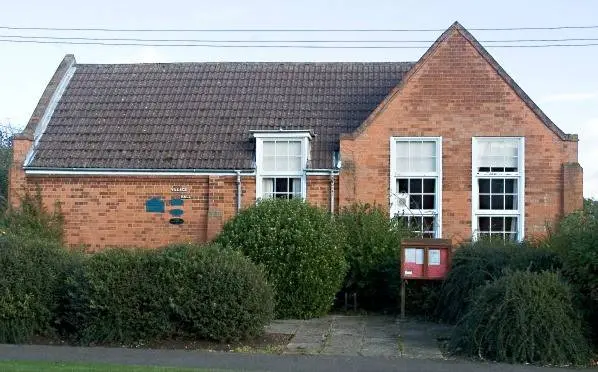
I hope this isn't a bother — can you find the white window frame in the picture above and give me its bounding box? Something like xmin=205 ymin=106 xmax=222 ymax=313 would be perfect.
xmin=389 ymin=137 xmax=443 ymax=238
xmin=254 ymin=132 xmax=311 ymax=200
xmin=471 ymin=137 xmax=525 ymax=241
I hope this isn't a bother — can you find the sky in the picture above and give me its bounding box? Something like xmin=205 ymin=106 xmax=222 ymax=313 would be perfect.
xmin=0 ymin=0 xmax=597 ymax=198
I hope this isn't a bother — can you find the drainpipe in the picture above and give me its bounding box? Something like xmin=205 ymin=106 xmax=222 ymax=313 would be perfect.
xmin=235 ymin=170 xmax=242 ymax=213
xmin=329 ymin=171 xmax=336 ymax=214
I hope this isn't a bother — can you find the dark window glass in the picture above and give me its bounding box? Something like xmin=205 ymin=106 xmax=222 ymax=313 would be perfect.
xmin=398 ymin=179 xmax=409 ymax=193
xmin=423 ymin=195 xmax=435 ymax=209
xmin=479 ymin=179 xmax=490 ymax=193
xmin=423 ymin=179 xmax=435 ymax=193
xmin=423 ymin=217 xmax=434 ymax=231
xmin=479 ymin=217 xmax=490 ymax=231
xmin=505 ymin=217 xmax=517 ymax=231
xmin=491 ymin=195 xmax=504 ymax=209
xmin=491 ymin=217 xmax=504 ymax=231
xmin=275 ymin=178 xmax=289 ymax=193
xmin=505 ymin=195 xmax=515 ymax=209
xmin=505 ymin=179 xmax=516 ymax=193
xmin=410 ymin=179 xmax=422 ymax=193
xmin=491 ymin=179 xmax=504 ymax=193
xmin=479 ymin=195 xmax=490 ymax=209
xmin=410 ymin=195 xmax=423 ymax=209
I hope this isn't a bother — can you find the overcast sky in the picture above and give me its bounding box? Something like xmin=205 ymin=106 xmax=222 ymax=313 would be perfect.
xmin=1 ymin=0 xmax=597 ymax=198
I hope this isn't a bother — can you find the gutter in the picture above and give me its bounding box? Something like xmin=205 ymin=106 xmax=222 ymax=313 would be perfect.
xmin=235 ymin=170 xmax=242 ymax=212
xmin=24 ymin=168 xmax=256 ymax=177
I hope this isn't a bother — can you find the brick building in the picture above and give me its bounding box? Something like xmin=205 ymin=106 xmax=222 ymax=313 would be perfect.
xmin=9 ymin=22 xmax=583 ymax=249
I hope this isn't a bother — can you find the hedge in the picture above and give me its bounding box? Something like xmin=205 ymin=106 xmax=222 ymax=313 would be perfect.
xmin=58 ymin=244 xmax=274 ymax=343
xmin=449 ymin=270 xmax=591 ymax=366
xmin=216 ymin=198 xmax=347 ymax=319
xmin=0 ymin=233 xmax=72 ymax=343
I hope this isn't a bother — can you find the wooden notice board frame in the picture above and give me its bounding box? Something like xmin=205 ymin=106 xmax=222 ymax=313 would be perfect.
xmin=400 ymin=239 xmax=453 ymax=319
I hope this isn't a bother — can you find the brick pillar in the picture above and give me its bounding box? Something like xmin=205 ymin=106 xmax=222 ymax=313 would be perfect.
xmin=8 ymin=133 xmax=33 ymax=207
xmin=206 ymin=175 xmax=225 ymax=241
xmin=563 ymin=162 xmax=583 ymax=215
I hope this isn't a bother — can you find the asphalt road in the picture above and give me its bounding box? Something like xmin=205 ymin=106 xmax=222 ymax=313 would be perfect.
xmin=0 ymin=344 xmax=582 ymax=372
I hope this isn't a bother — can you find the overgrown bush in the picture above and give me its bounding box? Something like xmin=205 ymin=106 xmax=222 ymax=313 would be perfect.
xmin=216 ymin=198 xmax=347 ymax=319
xmin=59 ymin=244 xmax=274 ymax=343
xmin=0 ymin=190 xmax=64 ymax=243
xmin=449 ymin=271 xmax=591 ymax=366
xmin=337 ymin=203 xmax=413 ymax=310
xmin=0 ymin=233 xmax=71 ymax=343
xmin=437 ymin=240 xmax=562 ymax=323
xmin=545 ymin=208 xmax=598 ymax=338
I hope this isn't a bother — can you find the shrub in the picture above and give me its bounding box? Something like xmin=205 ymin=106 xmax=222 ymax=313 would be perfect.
xmin=449 ymin=271 xmax=591 ymax=366
xmin=0 ymin=190 xmax=64 ymax=243
xmin=160 ymin=244 xmax=274 ymax=342
xmin=437 ymin=240 xmax=561 ymax=324
xmin=545 ymin=209 xmax=598 ymax=338
xmin=216 ymin=198 xmax=347 ymax=319
xmin=337 ymin=203 xmax=413 ymax=310
xmin=59 ymin=244 xmax=274 ymax=344
xmin=0 ymin=233 xmax=71 ymax=343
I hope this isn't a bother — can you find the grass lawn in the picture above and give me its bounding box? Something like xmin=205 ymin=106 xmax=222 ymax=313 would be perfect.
xmin=0 ymin=360 xmax=234 ymax=372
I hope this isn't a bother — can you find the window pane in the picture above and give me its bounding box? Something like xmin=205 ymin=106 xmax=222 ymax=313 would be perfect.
xmin=423 ymin=217 xmax=435 ymax=231
xmin=410 ymin=195 xmax=423 ymax=209
xmin=263 ymin=141 xmax=275 ymax=156
xmin=410 ymin=179 xmax=422 ymax=193
xmin=275 ymin=178 xmax=289 ymax=193
xmin=491 ymin=179 xmax=504 ymax=193
xmin=491 ymin=195 xmax=504 ymax=209
xmin=398 ymin=179 xmax=409 ymax=193
xmin=505 ymin=179 xmax=516 ymax=193
xmin=478 ymin=217 xmax=490 ymax=232
xmin=288 ymin=156 xmax=303 ymax=171
xmin=423 ymin=195 xmax=435 ymax=209
xmin=288 ymin=141 xmax=302 ymax=156
xmin=505 ymin=217 xmax=517 ymax=232
xmin=423 ymin=179 xmax=435 ymax=193
xmin=419 ymin=141 xmax=436 ymax=157
xmin=491 ymin=217 xmax=504 ymax=231
xmin=479 ymin=179 xmax=490 ymax=193
xmin=479 ymin=195 xmax=490 ymax=209
xmin=397 ymin=157 xmax=410 ymax=172
xmin=505 ymin=195 xmax=515 ymax=210
xmin=477 ymin=139 xmax=519 ymax=170
xmin=396 ymin=142 xmax=409 ymax=156
xmin=275 ymin=141 xmax=289 ymax=156
xmin=263 ymin=156 xmax=276 ymax=171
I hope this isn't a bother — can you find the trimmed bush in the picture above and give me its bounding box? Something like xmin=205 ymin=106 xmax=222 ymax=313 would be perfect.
xmin=59 ymin=244 xmax=274 ymax=343
xmin=216 ymin=198 xmax=347 ymax=319
xmin=0 ymin=234 xmax=71 ymax=343
xmin=337 ymin=203 xmax=413 ymax=310
xmin=449 ymin=271 xmax=591 ymax=366
xmin=437 ymin=240 xmax=561 ymax=323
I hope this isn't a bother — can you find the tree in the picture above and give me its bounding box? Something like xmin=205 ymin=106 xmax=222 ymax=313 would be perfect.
xmin=0 ymin=122 xmax=19 ymax=209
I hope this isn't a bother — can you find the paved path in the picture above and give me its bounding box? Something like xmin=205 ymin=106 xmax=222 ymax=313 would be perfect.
xmin=0 ymin=344 xmax=580 ymax=372
xmin=266 ymin=315 xmax=453 ymax=359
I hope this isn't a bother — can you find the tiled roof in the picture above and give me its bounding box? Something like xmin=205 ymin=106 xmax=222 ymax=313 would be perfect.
xmin=28 ymin=62 xmax=414 ymax=170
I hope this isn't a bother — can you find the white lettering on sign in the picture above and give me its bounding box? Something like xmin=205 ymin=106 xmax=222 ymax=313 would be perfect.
xmin=404 ymin=270 xmax=413 ymax=276
xmin=171 ymin=186 xmax=188 ymax=193
xmin=180 ymin=195 xmax=193 ymax=199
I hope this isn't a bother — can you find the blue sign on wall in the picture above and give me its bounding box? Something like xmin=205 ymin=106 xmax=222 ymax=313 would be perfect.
xmin=145 ymin=197 xmax=165 ymax=213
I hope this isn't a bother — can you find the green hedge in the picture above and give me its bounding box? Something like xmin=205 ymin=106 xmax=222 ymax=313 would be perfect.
xmin=436 ymin=240 xmax=562 ymax=323
xmin=337 ymin=203 xmax=413 ymax=310
xmin=59 ymin=244 xmax=274 ymax=343
xmin=449 ymin=271 xmax=591 ymax=366
xmin=216 ymin=198 xmax=347 ymax=319
xmin=0 ymin=234 xmax=71 ymax=343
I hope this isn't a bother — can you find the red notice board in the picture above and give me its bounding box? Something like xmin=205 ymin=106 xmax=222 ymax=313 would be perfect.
xmin=401 ymin=239 xmax=453 ymax=280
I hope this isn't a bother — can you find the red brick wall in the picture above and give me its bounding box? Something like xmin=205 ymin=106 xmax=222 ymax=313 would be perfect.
xmin=10 ymin=142 xmax=334 ymax=249
xmin=339 ymin=30 xmax=582 ymax=242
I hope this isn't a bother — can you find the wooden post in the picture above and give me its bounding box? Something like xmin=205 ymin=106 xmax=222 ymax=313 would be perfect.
xmin=400 ymin=279 xmax=406 ymax=319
